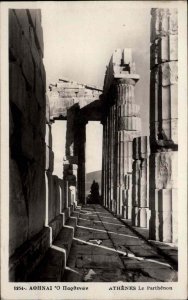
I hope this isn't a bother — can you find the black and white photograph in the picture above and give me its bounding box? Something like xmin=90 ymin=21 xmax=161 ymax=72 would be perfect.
xmin=0 ymin=1 xmax=187 ymax=299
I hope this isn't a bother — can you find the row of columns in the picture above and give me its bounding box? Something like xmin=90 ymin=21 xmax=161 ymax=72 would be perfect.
xmin=63 ymin=107 xmax=87 ymax=205
xmin=102 ymin=49 xmax=142 ymax=221
xmin=102 ymin=8 xmax=178 ymax=245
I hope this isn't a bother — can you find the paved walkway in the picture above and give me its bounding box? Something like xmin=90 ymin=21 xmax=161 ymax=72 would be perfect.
xmin=62 ymin=204 xmax=178 ymax=282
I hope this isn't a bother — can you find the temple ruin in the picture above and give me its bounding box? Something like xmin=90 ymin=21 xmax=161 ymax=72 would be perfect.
xmin=9 ymin=8 xmax=178 ymax=282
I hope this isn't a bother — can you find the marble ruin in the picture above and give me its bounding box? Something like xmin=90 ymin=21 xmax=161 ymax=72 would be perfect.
xmin=149 ymin=8 xmax=178 ymax=243
xmin=9 ymin=8 xmax=178 ymax=281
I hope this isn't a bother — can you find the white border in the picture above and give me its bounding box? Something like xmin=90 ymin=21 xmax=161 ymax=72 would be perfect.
xmin=1 ymin=1 xmax=187 ymax=299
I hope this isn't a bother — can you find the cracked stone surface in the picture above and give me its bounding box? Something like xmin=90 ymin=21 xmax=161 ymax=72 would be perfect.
xmin=62 ymin=204 xmax=178 ymax=282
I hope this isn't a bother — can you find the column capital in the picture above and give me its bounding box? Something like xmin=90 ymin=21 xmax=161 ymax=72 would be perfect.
xmin=115 ymin=76 xmax=139 ymax=86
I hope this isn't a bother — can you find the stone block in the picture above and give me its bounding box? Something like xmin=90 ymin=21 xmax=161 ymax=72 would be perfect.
xmin=29 ymin=25 xmax=41 ymax=68
xmin=122 ymin=205 xmax=132 ymax=220
xmin=27 ymin=10 xmax=43 ymax=56
xmin=124 ymin=174 xmax=132 ymax=189
xmin=124 ymin=189 xmax=132 ymax=207
xmin=139 ymin=184 xmax=147 ymax=208
xmin=150 ymin=188 xmax=177 ymax=213
xmin=112 ymin=48 xmax=122 ymax=65
xmin=14 ymin=9 xmax=30 ymax=41
xmin=150 ymin=9 xmax=160 ymax=43
xmin=169 ymin=34 xmax=178 ymax=61
xmin=9 ymin=159 xmax=29 ymax=256
xmin=149 ymin=209 xmax=174 ymax=243
xmin=33 ymin=133 xmax=45 ymax=167
xmin=123 ymin=157 xmax=133 ymax=174
xmin=133 ymin=137 xmax=139 ymax=159
xmin=132 ymin=184 xmax=139 ymax=206
xmin=159 ymin=211 xmax=172 ymax=242
xmin=27 ymin=92 xmax=39 ymax=128
xmin=139 ymin=159 xmax=147 ymax=185
xmin=9 ymin=10 xmax=22 ymax=62
xmin=159 ymin=9 xmax=169 ymax=36
xmin=158 ymin=189 xmax=172 ymax=212
xmin=9 ymin=63 xmax=27 ymax=114
xmin=35 ymin=66 xmax=45 ymax=108
xmin=9 ymin=227 xmax=50 ymax=281
xmin=28 ymin=165 xmax=46 ymax=239
xmin=132 ymin=206 xmax=139 ymax=226
xmin=123 ymin=141 xmax=133 ymax=161
xmin=45 ymin=124 xmax=52 ymax=148
xmin=27 ymin=9 xmax=36 ymax=28
xmin=150 ymin=68 xmax=159 ymax=124
xmin=45 ymin=144 xmax=50 ymax=170
xmin=159 ymin=85 xmax=171 ymax=120
xmin=53 ymin=175 xmax=61 ymax=216
xmin=138 ymin=208 xmax=148 ymax=228
xmin=40 ymin=61 xmax=46 ymax=88
xmin=118 ymin=103 xmax=140 ymax=117
xmin=21 ymin=36 xmax=34 ymax=89
xmin=123 ymin=48 xmax=132 ymax=66
xmin=140 ymin=136 xmax=149 ymax=158
xmin=49 ymin=215 xmax=64 ymax=242
xmin=149 ymin=151 xmax=178 ymax=189
xmin=168 ymin=9 xmax=178 ymax=34
xmin=161 ymin=118 xmax=178 ymax=143
xmin=38 ymin=106 xmax=46 ymax=137
xmin=159 ymin=36 xmax=168 ymax=62
xmin=59 ymin=179 xmax=66 ymax=211
xmin=150 ymin=122 xmax=159 ymax=144
xmin=21 ymin=117 xmax=34 ymax=160
xmin=46 ymin=94 xmax=50 ymax=123
xmin=45 ymin=144 xmax=54 ymax=172
xmin=150 ymin=41 xmax=157 ymax=69
xmin=118 ymin=116 xmax=141 ymax=131
xmin=149 ymin=210 xmax=160 ymax=241
xmin=161 ymin=61 xmax=178 ymax=87
xmin=35 ymin=11 xmax=44 ymax=56
xmin=171 ymin=84 xmax=178 ymax=119
xmin=132 ymin=161 xmax=141 ymax=185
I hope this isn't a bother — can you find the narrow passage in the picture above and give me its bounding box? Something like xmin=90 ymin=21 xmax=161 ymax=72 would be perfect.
xmin=62 ymin=205 xmax=177 ymax=282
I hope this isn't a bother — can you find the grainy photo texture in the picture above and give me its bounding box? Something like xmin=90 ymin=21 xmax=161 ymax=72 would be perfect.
xmin=1 ymin=1 xmax=187 ymax=300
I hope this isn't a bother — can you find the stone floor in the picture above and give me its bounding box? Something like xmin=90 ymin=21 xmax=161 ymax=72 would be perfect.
xmin=62 ymin=204 xmax=178 ymax=282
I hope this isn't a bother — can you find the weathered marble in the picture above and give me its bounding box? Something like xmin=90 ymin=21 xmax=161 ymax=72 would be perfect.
xmin=102 ymin=49 xmax=141 ymax=218
xmin=149 ymin=8 xmax=178 ymax=244
xmin=9 ymin=9 xmax=48 ymax=281
xmin=132 ymin=136 xmax=149 ymax=228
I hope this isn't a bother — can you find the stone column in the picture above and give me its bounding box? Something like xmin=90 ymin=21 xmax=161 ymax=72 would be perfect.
xmin=132 ymin=136 xmax=150 ymax=228
xmin=102 ymin=49 xmax=141 ymax=218
xmin=74 ymin=118 xmax=87 ymax=204
xmin=115 ymin=78 xmax=141 ymax=218
xmin=149 ymin=9 xmax=178 ymax=244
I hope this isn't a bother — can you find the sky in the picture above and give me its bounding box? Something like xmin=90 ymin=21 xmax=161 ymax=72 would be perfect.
xmin=41 ymin=2 xmax=151 ymax=176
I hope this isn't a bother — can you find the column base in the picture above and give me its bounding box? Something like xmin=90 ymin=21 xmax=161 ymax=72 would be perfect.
xmin=149 ymin=210 xmax=173 ymax=243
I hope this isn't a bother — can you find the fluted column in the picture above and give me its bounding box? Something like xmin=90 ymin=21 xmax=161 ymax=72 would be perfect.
xmin=115 ymin=78 xmax=141 ymax=218
xmin=102 ymin=48 xmax=141 ymax=217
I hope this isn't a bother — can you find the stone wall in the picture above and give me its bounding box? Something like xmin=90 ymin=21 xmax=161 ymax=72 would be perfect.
xmin=9 ymin=9 xmax=50 ymax=281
